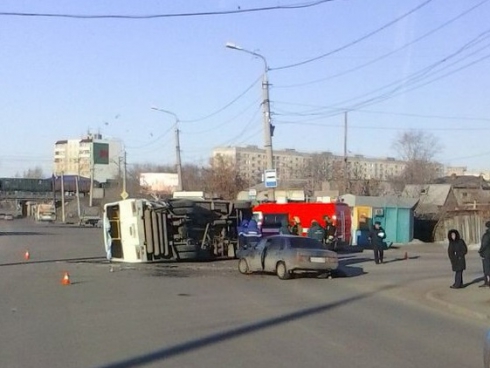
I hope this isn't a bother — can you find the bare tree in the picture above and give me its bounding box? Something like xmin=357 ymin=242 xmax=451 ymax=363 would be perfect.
xmin=202 ymin=155 xmax=246 ymax=199
xmin=181 ymin=164 xmax=205 ymax=191
xmin=23 ymin=166 xmax=44 ymax=179
xmin=393 ymin=130 xmax=441 ymax=162
xmin=301 ymin=153 xmax=337 ymax=191
xmin=391 ymin=130 xmax=443 ymax=188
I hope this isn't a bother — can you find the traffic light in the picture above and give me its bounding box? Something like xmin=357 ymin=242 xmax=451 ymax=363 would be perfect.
xmin=270 ymin=123 xmax=275 ymax=137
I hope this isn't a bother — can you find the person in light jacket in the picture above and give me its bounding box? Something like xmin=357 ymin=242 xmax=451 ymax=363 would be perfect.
xmin=447 ymin=229 xmax=467 ymax=289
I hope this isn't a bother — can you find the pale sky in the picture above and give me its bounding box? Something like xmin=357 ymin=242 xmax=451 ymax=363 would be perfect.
xmin=1 ymin=0 xmax=489 ymax=177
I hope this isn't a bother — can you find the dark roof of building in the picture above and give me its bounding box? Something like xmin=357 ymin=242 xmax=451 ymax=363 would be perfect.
xmin=433 ymin=175 xmax=490 ymax=189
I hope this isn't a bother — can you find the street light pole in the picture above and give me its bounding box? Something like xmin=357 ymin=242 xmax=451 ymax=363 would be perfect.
xmin=226 ymin=42 xmax=275 ymax=200
xmin=151 ymin=107 xmax=184 ymax=191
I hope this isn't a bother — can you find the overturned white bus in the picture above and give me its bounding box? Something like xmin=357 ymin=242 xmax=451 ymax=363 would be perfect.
xmin=103 ymin=198 xmax=252 ymax=263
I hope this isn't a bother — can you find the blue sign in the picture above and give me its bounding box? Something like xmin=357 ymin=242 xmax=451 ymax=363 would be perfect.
xmin=264 ymin=169 xmax=277 ymax=188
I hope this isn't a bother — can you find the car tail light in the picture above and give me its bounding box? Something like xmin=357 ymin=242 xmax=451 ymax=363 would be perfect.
xmin=296 ymin=252 xmax=309 ymax=262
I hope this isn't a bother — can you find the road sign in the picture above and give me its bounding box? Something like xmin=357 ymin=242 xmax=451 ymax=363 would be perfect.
xmin=264 ymin=169 xmax=277 ymax=188
xmin=120 ymin=191 xmax=129 ymax=200
xmin=248 ymin=188 xmax=257 ymax=200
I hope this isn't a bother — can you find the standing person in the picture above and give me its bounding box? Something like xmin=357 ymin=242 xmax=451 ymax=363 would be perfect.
xmin=278 ymin=218 xmax=290 ymax=235
xmin=447 ymin=229 xmax=467 ymax=289
xmin=242 ymin=218 xmax=261 ymax=249
xmin=307 ymin=220 xmax=325 ymax=242
xmin=291 ymin=216 xmax=303 ymax=236
xmin=323 ymin=215 xmax=337 ymax=249
xmin=369 ymin=221 xmax=386 ymax=264
xmin=478 ymin=221 xmax=490 ymax=287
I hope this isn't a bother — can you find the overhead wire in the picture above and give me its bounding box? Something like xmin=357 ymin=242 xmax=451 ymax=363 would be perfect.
xmin=280 ymin=29 xmax=490 ymax=116
xmin=271 ymin=101 xmax=490 ymax=121
xmin=181 ymin=97 xmax=262 ymax=135
xmin=275 ymin=0 xmax=490 ymax=88
xmin=274 ymin=120 xmax=490 ymax=131
xmin=0 ymin=0 xmax=339 ymax=19
xmin=345 ymin=43 xmax=490 ymax=111
xmin=180 ymin=75 xmax=262 ymax=123
xmin=125 ymin=123 xmax=175 ymax=150
xmin=270 ymin=0 xmax=435 ymax=71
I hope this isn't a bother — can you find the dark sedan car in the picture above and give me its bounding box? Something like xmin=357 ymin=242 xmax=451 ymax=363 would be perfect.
xmin=237 ymin=234 xmax=338 ymax=280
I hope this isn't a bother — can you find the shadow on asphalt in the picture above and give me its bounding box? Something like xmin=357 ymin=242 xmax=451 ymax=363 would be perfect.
xmin=0 ymin=231 xmax=53 ymax=236
xmin=96 ymin=284 xmax=397 ymax=368
xmin=463 ymin=276 xmax=485 ymax=288
xmin=0 ymin=256 xmax=107 ymax=267
xmin=383 ymin=256 xmax=420 ymax=264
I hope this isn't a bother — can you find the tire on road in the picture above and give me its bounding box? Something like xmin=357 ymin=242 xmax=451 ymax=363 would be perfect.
xmin=238 ymin=258 xmax=250 ymax=274
xmin=276 ymin=261 xmax=290 ymax=280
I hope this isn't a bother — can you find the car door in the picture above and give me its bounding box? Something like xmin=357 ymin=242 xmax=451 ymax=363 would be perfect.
xmin=246 ymin=238 xmax=267 ymax=272
xmin=263 ymin=237 xmax=286 ymax=272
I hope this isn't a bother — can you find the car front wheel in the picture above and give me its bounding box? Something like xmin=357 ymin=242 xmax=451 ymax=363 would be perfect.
xmin=276 ymin=261 xmax=290 ymax=280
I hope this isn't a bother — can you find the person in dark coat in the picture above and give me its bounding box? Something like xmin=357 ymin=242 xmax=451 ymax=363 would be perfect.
xmin=447 ymin=229 xmax=467 ymax=289
xmin=478 ymin=221 xmax=490 ymax=287
xmin=307 ymin=220 xmax=325 ymax=242
xmin=369 ymin=221 xmax=386 ymax=264
xmin=323 ymin=215 xmax=337 ymax=249
xmin=278 ymin=219 xmax=290 ymax=235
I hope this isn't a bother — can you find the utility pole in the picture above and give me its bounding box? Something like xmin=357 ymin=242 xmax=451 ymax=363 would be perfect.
xmin=343 ymin=111 xmax=348 ymax=195
xmin=61 ymin=171 xmax=66 ymax=223
xmin=225 ymin=42 xmax=275 ymax=201
xmin=175 ymin=126 xmax=183 ymax=191
xmin=122 ymin=150 xmax=127 ymax=195
xmin=89 ymin=143 xmax=94 ymax=207
xmin=262 ymin=70 xmax=275 ymax=201
xmin=75 ymin=157 xmax=81 ymax=218
xmin=151 ymin=107 xmax=183 ymax=192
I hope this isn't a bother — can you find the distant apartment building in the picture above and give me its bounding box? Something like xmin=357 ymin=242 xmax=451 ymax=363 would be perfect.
xmin=212 ymin=145 xmax=310 ymax=185
xmin=53 ymin=133 xmax=123 ymax=183
xmin=446 ymin=166 xmax=490 ymax=181
xmin=212 ymin=145 xmax=408 ymax=183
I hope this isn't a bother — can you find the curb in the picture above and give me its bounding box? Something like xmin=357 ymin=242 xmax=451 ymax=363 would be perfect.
xmin=425 ymin=289 xmax=489 ymax=321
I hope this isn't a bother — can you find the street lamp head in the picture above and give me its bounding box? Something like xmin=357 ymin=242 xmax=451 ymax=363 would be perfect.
xmin=225 ymin=42 xmax=242 ymax=50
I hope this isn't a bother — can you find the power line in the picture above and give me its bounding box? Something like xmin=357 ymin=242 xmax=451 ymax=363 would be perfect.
xmin=270 ymin=0 xmax=435 ymax=71
xmin=272 ymin=101 xmax=490 ymax=122
xmin=180 ymin=75 xmax=262 ymax=123
xmin=446 ymin=151 xmax=490 ymax=161
xmin=181 ymin=98 xmax=261 ymax=135
xmin=0 ymin=0 xmax=338 ymax=19
xmin=346 ymin=47 xmax=490 ymax=111
xmin=274 ymin=120 xmax=490 ymax=131
xmin=275 ymin=0 xmax=490 ymax=88
xmin=125 ymin=124 xmax=175 ymax=150
xmin=320 ymin=30 xmax=490 ymax=112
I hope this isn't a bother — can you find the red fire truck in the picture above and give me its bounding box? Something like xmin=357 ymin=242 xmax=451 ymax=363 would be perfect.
xmin=253 ymin=202 xmax=352 ymax=246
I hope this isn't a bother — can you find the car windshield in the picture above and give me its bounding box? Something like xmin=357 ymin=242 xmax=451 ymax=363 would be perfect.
xmin=289 ymin=237 xmax=324 ymax=250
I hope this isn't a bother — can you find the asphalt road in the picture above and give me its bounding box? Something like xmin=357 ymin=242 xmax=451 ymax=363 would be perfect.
xmin=0 ymin=219 xmax=487 ymax=368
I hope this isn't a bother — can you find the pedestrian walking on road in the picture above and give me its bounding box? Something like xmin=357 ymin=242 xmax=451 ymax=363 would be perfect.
xmin=447 ymin=229 xmax=467 ymax=289
xmin=478 ymin=221 xmax=490 ymax=287
xmin=369 ymin=221 xmax=386 ymax=264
